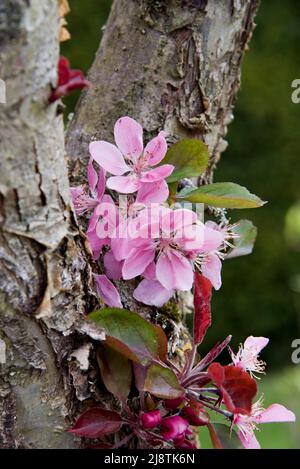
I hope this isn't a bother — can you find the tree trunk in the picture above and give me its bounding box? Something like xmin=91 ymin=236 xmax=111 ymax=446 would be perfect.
xmin=0 ymin=0 xmax=259 ymax=448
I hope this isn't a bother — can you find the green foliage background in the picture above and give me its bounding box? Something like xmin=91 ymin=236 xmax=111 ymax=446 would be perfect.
xmin=63 ymin=0 xmax=300 ymax=447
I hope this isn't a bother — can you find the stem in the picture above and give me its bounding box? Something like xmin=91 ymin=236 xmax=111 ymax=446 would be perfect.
xmin=181 ymin=372 xmax=208 ymax=388
xmin=114 ymin=434 xmax=134 ymax=449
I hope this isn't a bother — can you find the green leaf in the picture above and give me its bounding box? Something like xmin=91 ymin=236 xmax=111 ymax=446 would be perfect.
xmin=88 ymin=308 xmax=164 ymax=365
xmin=227 ymin=220 xmax=258 ymax=259
xmin=177 ymin=182 xmax=266 ymax=209
xmin=208 ymin=423 xmax=243 ymax=449
xmin=97 ymin=345 xmax=132 ymax=402
xmin=164 ymin=139 xmax=209 ymax=183
xmin=144 ymin=364 xmax=185 ymax=399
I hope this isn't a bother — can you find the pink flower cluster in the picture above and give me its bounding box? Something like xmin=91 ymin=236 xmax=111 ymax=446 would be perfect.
xmin=71 ymin=116 xmax=228 ymax=309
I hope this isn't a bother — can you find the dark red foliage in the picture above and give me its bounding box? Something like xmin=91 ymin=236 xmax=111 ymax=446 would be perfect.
xmin=193 ymin=272 xmax=212 ymax=345
xmin=49 ymin=56 xmax=90 ymax=102
xmin=69 ymin=407 xmax=122 ymax=438
xmin=208 ymin=363 xmax=257 ymax=415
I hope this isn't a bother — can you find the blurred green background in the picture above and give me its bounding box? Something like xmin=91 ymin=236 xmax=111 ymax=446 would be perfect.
xmin=62 ymin=0 xmax=300 ymax=448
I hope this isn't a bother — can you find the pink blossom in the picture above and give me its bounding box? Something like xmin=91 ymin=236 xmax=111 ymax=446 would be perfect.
xmin=230 ymin=336 xmax=269 ymax=377
xmin=201 ymin=252 xmax=222 ymax=290
xmin=86 ymin=194 xmax=118 ymax=260
xmin=93 ymin=273 xmax=122 ymax=308
xmin=161 ymin=416 xmax=190 ymax=441
xmin=140 ymin=410 xmax=162 ymax=429
xmin=89 ymin=116 xmax=174 ymax=203
xmin=234 ymin=399 xmax=296 ymax=449
xmin=70 ymin=159 xmax=105 ymax=217
xmin=119 ymin=206 xmax=224 ymax=306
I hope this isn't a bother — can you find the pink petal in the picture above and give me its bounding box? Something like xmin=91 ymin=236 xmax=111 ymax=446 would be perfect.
xmin=255 ymin=404 xmax=296 ymax=424
xmin=144 ymin=131 xmax=168 ymax=166
xmin=93 ymin=274 xmax=122 ymax=308
xmin=104 ymin=251 xmax=123 ymax=280
xmin=87 ymin=230 xmax=109 ymax=260
xmin=140 ymin=164 xmax=174 ymax=183
xmin=122 ymin=245 xmax=156 ymax=280
xmin=198 ymin=224 xmax=224 ymax=252
xmin=137 ymin=180 xmax=169 ymax=204
xmin=133 ymin=279 xmax=174 ymax=307
xmin=129 ymin=205 xmax=170 ymax=239
xmin=238 ymin=430 xmax=261 ymax=449
xmin=178 ymin=224 xmax=205 ymax=251
xmin=87 ymin=158 xmax=98 ymax=194
xmin=165 ymin=208 xmax=198 ymax=233
xmin=114 ymin=116 xmax=143 ymax=159
xmin=110 ymin=219 xmax=132 ymax=261
xmin=89 ymin=141 xmax=130 ymax=175
xmin=243 ymin=336 xmax=269 ymax=354
xmin=106 ymin=175 xmax=140 ymax=194
xmin=202 ymin=253 xmax=222 ymax=290
xmin=142 ymin=261 xmax=157 ymax=280
xmin=156 ymin=250 xmax=194 ymax=291
xmin=95 ymin=198 xmax=119 ymax=239
xmin=96 ymin=167 xmax=106 ymax=201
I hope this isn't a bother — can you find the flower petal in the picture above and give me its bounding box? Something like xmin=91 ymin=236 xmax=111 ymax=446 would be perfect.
xmin=107 ymin=175 xmax=140 ymax=194
xmin=156 ymin=250 xmax=193 ymax=291
xmin=93 ymin=274 xmax=122 ymax=308
xmin=238 ymin=430 xmax=261 ymax=449
xmin=89 ymin=141 xmax=130 ymax=175
xmin=104 ymin=251 xmax=123 ymax=280
xmin=255 ymin=404 xmax=296 ymax=424
xmin=96 ymin=167 xmax=106 ymax=201
xmin=198 ymin=224 xmax=224 ymax=252
xmin=87 ymin=158 xmax=98 ymax=194
xmin=243 ymin=336 xmax=269 ymax=355
xmin=137 ymin=180 xmax=169 ymax=204
xmin=87 ymin=230 xmax=109 ymax=260
xmin=144 ymin=131 xmax=168 ymax=166
xmin=114 ymin=116 xmax=143 ymax=159
xmin=142 ymin=261 xmax=157 ymax=280
xmin=122 ymin=244 xmax=155 ymax=280
xmin=140 ymin=164 xmax=174 ymax=183
xmin=133 ymin=279 xmax=174 ymax=307
xmin=202 ymin=253 xmax=222 ymax=290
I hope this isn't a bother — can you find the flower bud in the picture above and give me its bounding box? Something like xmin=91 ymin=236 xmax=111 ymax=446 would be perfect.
xmin=140 ymin=409 xmax=162 ymax=429
xmin=161 ymin=415 xmax=189 ymax=441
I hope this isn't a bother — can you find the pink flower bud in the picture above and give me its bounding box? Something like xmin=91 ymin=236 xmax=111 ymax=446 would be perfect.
xmin=140 ymin=409 xmax=162 ymax=429
xmin=181 ymin=402 xmax=209 ymax=426
xmin=161 ymin=416 xmax=189 ymax=441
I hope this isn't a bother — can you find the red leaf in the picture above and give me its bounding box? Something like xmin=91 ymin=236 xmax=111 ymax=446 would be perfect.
xmin=193 ymin=272 xmax=212 ymax=345
xmin=208 ymin=363 xmax=257 ymax=415
xmin=49 ymin=56 xmax=90 ymax=102
xmin=69 ymin=407 xmax=122 ymax=438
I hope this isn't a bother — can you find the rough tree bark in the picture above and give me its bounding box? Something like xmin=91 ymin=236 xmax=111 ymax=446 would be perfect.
xmin=0 ymin=0 xmax=259 ymax=449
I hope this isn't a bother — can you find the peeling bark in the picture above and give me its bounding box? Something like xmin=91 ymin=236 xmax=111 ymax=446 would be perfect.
xmin=0 ymin=0 xmax=98 ymax=448
xmin=0 ymin=0 xmax=259 ymax=448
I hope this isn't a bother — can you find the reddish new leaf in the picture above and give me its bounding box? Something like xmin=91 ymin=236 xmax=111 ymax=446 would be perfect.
xmin=193 ymin=272 xmax=212 ymax=345
xmin=69 ymin=407 xmax=122 ymax=438
xmin=208 ymin=363 xmax=257 ymax=415
xmin=49 ymin=56 xmax=89 ymax=102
